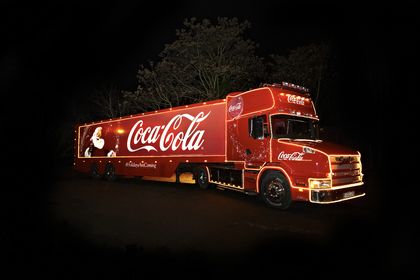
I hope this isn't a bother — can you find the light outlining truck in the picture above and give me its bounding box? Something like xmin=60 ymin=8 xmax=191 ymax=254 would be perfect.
xmin=74 ymin=82 xmax=365 ymax=209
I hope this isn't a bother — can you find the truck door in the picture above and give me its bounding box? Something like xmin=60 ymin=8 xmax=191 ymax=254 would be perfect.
xmin=243 ymin=115 xmax=270 ymax=166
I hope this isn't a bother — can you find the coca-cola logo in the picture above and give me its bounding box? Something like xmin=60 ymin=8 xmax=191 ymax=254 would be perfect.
xmin=127 ymin=112 xmax=210 ymax=153
xmin=278 ymin=151 xmax=305 ymax=161
xmin=227 ymin=96 xmax=243 ymax=118
xmin=287 ymin=95 xmax=305 ymax=105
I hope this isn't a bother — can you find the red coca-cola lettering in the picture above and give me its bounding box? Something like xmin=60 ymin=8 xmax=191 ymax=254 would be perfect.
xmin=127 ymin=112 xmax=210 ymax=153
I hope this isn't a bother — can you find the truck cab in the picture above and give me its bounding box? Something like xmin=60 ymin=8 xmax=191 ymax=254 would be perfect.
xmin=224 ymin=82 xmax=364 ymax=208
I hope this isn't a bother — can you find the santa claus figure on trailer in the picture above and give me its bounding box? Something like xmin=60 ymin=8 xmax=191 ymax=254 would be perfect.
xmin=84 ymin=126 xmax=116 ymax=157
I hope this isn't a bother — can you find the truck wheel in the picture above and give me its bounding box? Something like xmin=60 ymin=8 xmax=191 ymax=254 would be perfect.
xmin=104 ymin=163 xmax=116 ymax=181
xmin=194 ymin=166 xmax=209 ymax=189
xmin=260 ymin=171 xmax=291 ymax=209
xmin=90 ymin=163 xmax=101 ymax=179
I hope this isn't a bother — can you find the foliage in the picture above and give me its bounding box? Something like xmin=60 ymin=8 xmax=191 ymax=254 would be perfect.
xmin=269 ymin=43 xmax=331 ymax=105
xmin=94 ymin=19 xmax=332 ymax=117
xmin=123 ymin=17 xmax=265 ymax=112
xmin=91 ymin=85 xmax=131 ymax=118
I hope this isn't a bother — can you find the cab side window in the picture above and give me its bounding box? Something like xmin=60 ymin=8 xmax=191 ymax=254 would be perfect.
xmin=248 ymin=115 xmax=267 ymax=139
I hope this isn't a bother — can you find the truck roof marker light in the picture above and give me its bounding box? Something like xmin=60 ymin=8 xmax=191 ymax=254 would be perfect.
xmin=186 ymin=160 xmax=189 ymax=162
xmin=118 ymin=160 xmax=121 ymax=163
xmin=204 ymin=160 xmax=208 ymax=162
xmin=169 ymin=160 xmax=172 ymax=162
xmin=117 ymin=129 xmax=124 ymax=134
xmin=155 ymin=161 xmax=157 ymax=163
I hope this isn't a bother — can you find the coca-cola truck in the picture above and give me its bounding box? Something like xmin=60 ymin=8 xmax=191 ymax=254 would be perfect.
xmin=74 ymin=82 xmax=364 ymax=209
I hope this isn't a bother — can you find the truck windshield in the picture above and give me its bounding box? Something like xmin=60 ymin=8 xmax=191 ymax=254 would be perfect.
xmin=271 ymin=115 xmax=319 ymax=140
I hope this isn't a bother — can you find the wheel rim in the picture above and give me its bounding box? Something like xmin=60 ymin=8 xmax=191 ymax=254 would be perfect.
xmin=198 ymin=170 xmax=207 ymax=185
xmin=91 ymin=165 xmax=99 ymax=177
xmin=265 ymin=178 xmax=285 ymax=204
xmin=105 ymin=165 xmax=115 ymax=180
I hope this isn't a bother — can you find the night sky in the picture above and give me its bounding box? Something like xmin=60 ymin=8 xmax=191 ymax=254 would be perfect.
xmin=3 ymin=2 xmax=412 ymax=171
xmin=2 ymin=1 xmax=415 ymax=276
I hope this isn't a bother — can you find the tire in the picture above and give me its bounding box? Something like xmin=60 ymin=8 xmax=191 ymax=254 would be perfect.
xmin=90 ymin=163 xmax=101 ymax=179
xmin=260 ymin=171 xmax=292 ymax=209
xmin=194 ymin=166 xmax=209 ymax=189
xmin=104 ymin=163 xmax=117 ymax=181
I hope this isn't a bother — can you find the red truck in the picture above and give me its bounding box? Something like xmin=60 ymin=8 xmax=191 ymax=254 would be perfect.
xmin=74 ymin=82 xmax=364 ymax=209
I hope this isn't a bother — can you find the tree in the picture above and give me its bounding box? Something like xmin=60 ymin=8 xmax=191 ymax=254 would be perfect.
xmin=269 ymin=43 xmax=331 ymax=106
xmin=91 ymin=85 xmax=131 ymax=118
xmin=124 ymin=17 xmax=265 ymax=112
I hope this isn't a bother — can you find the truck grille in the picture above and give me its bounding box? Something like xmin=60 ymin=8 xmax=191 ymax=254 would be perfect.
xmin=330 ymin=155 xmax=363 ymax=186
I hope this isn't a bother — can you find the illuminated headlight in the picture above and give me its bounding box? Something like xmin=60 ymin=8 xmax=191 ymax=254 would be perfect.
xmin=309 ymin=179 xmax=331 ymax=189
xmin=303 ymin=146 xmax=315 ymax=154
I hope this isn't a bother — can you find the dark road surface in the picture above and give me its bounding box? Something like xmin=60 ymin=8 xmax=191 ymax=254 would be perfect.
xmin=5 ymin=168 xmax=413 ymax=277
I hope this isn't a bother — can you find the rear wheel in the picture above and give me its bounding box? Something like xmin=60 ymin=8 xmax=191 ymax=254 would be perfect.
xmin=194 ymin=166 xmax=209 ymax=189
xmin=104 ymin=163 xmax=116 ymax=181
xmin=90 ymin=163 xmax=101 ymax=179
xmin=260 ymin=171 xmax=291 ymax=209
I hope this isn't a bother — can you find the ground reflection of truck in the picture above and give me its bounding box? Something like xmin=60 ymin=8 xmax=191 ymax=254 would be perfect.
xmin=74 ymin=82 xmax=364 ymax=209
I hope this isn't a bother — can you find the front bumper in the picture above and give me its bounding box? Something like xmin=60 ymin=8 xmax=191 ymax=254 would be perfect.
xmin=310 ymin=184 xmax=365 ymax=203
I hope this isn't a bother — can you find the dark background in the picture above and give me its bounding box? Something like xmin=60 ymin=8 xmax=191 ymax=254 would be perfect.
xmin=2 ymin=0 xmax=415 ymax=277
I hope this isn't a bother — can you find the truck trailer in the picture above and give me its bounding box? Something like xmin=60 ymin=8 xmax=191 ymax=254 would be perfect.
xmin=74 ymin=82 xmax=365 ymax=209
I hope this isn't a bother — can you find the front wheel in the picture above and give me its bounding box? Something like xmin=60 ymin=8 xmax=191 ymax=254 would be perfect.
xmin=260 ymin=171 xmax=292 ymax=209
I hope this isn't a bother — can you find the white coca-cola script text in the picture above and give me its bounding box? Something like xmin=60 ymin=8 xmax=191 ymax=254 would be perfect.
xmin=278 ymin=151 xmax=305 ymax=161
xmin=287 ymin=95 xmax=305 ymax=105
xmin=127 ymin=112 xmax=210 ymax=152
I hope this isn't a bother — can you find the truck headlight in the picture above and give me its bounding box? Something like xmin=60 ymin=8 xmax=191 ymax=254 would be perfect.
xmin=309 ymin=179 xmax=331 ymax=189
